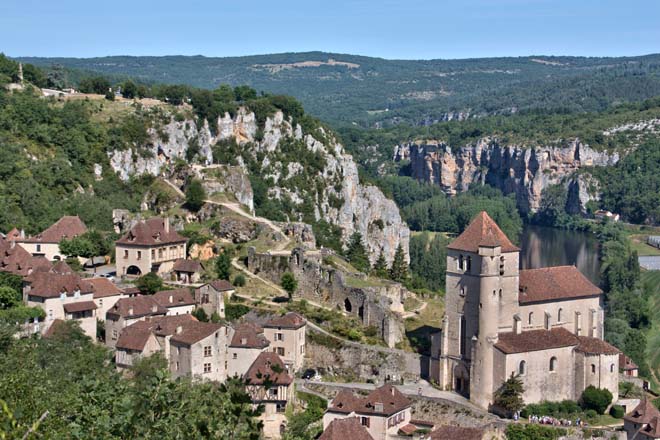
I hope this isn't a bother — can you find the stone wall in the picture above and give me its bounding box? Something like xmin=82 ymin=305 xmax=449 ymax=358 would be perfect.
xmin=247 ymin=246 xmax=406 ymax=347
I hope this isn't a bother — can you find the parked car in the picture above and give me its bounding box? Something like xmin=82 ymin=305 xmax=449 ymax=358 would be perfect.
xmin=302 ymin=369 xmax=321 ymax=381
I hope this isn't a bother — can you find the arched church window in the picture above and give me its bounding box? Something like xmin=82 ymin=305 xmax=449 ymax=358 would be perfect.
xmin=528 ymin=312 xmax=534 ymax=325
xmin=549 ymin=357 xmax=557 ymax=372
xmin=610 ymin=364 xmax=615 ymax=373
xmin=499 ymin=289 xmax=503 ymax=298
xmin=591 ymin=364 xmax=596 ymax=374
xmin=558 ymin=308 xmax=563 ymax=322
xmin=460 ymin=287 xmax=465 ymax=297
xmin=518 ymin=360 xmax=526 ymax=375
xmin=499 ymin=256 xmax=505 ymax=275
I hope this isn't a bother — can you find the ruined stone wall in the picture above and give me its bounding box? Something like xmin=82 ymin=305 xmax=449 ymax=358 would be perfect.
xmin=247 ymin=246 xmax=405 ymax=347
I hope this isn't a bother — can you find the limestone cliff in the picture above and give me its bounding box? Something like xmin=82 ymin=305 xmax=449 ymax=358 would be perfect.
xmin=394 ymin=138 xmax=619 ymax=214
xmin=108 ymin=108 xmax=409 ymax=263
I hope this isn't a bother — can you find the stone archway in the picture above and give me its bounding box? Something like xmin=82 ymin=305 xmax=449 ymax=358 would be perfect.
xmin=126 ymin=265 xmax=142 ymax=276
xmin=453 ymin=363 xmax=470 ymax=397
xmin=344 ymin=298 xmax=352 ymax=313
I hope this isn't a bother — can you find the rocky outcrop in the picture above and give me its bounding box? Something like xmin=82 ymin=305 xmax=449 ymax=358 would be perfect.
xmin=108 ymin=108 xmax=409 ymax=263
xmin=394 ymin=139 xmax=619 ymax=214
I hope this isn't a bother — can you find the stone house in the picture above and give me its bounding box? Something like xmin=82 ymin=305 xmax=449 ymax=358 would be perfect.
xmin=105 ymin=296 xmax=167 ymax=348
xmin=621 ymin=354 xmax=639 ymax=377
xmin=171 ymin=259 xmax=204 ymax=284
xmin=430 ymin=211 xmax=619 ymax=409
xmin=194 ymin=280 xmax=235 ymax=318
xmin=244 ymin=352 xmax=294 ymax=439
xmin=88 ymin=278 xmax=125 ymax=322
xmin=262 ymin=312 xmax=306 ymax=373
xmin=323 ymin=384 xmax=412 ymax=440
xmin=0 ymin=236 xmax=52 ymax=277
xmin=114 ymin=314 xmax=197 ymax=369
xmin=227 ymin=322 xmax=270 ymax=378
xmin=169 ymin=321 xmax=230 ymax=382
xmin=115 ymin=217 xmax=187 ymax=277
xmin=23 ymin=271 xmax=97 ymax=339
xmin=624 ymin=400 xmax=660 ymax=439
xmin=153 ymin=288 xmax=196 ymax=315
xmin=17 ymin=216 xmax=88 ymax=262
xmin=319 ymin=418 xmax=375 ymax=440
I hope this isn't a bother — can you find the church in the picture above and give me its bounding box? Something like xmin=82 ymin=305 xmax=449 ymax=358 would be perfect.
xmin=430 ymin=212 xmax=620 ymax=410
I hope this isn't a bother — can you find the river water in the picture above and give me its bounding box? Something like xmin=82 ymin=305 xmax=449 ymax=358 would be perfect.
xmin=519 ymin=225 xmax=601 ymax=285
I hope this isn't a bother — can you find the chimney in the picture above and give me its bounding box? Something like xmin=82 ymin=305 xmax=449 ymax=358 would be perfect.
xmin=390 ymin=387 xmax=395 ymax=396
xmin=128 ymin=306 xmax=134 ymax=316
xmin=20 ymin=229 xmax=25 ymax=239
xmin=152 ymin=305 xmax=158 ymax=313
xmin=374 ymin=402 xmax=384 ymax=413
xmin=241 ymin=337 xmax=247 ymax=345
xmin=169 ymin=295 xmax=173 ymax=304
xmin=164 ymin=217 xmax=170 ymax=234
xmin=176 ymin=325 xmax=183 ymax=334
xmin=10 ymin=241 xmax=15 ymax=249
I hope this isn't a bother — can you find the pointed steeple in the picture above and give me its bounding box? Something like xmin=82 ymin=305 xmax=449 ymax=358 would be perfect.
xmin=447 ymin=211 xmax=519 ymax=253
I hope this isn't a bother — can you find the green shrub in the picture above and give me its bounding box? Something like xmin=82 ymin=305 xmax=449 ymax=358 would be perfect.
xmin=233 ymin=274 xmax=246 ymax=287
xmin=505 ymin=424 xmax=566 ymax=440
xmin=580 ymin=386 xmax=613 ymax=414
xmin=225 ymin=303 xmax=250 ymax=321
xmin=610 ymin=404 xmax=624 ymax=418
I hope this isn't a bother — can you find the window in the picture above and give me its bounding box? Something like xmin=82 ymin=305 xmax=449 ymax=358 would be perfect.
xmin=275 ymin=332 xmax=283 ymax=341
xmin=499 ymin=256 xmax=505 ymax=275
xmin=99 ymin=299 xmax=103 ymax=308
xmin=202 ymin=293 xmax=209 ymax=304
xmin=459 ymin=316 xmax=467 ymax=356
xmin=549 ymin=357 xmax=557 ymax=372
xmin=158 ymin=248 xmax=163 ymax=258
xmin=112 ymin=329 xmax=118 ymax=340
xmin=151 ymin=249 xmax=155 ymax=259
xmin=591 ymin=364 xmax=596 ymax=374
xmin=175 ymin=362 xmax=179 ymax=371
xmin=204 ymin=346 xmax=212 ymax=357
xmin=203 ymin=363 xmax=212 ymax=373
xmin=137 ymin=251 xmax=142 ymax=260
xmin=499 ymin=289 xmax=503 ymax=298
xmin=360 ymin=417 xmax=370 ymax=427
xmin=610 ymin=364 xmax=615 ymax=373
xmin=458 ymin=255 xmax=464 ymax=270
xmin=528 ymin=312 xmax=534 ymax=325
xmin=123 ymin=249 xmax=128 ymax=259
xmin=232 ymin=353 xmax=237 ymax=360
xmin=466 ymin=256 xmax=472 ymax=272
xmin=269 ymin=388 xmax=278 ymax=397
xmin=518 ymin=360 xmax=526 ymax=375
xmin=36 ymin=244 xmax=41 ymax=252
xmin=558 ymin=308 xmax=563 ymax=322
xmin=276 ymin=347 xmax=285 ymax=356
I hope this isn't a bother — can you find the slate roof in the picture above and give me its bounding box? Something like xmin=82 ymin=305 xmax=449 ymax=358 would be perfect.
xmin=25 ymin=272 xmax=94 ymax=298
xmin=264 ymin=312 xmax=306 ymax=329
xmin=494 ymin=328 xmax=579 ymax=354
xmin=319 ymin=418 xmax=374 ymax=440
xmin=625 ymin=400 xmax=660 ymax=425
xmin=153 ymin=288 xmax=195 ymax=308
xmin=21 ymin=216 xmax=87 ymax=243
xmin=230 ymin=322 xmax=270 ymax=349
xmin=447 ymin=211 xmax=519 ymax=253
xmin=429 ymin=425 xmax=485 ymax=440
xmin=170 ymin=321 xmax=223 ymax=346
xmin=116 ymin=218 xmax=186 ymax=246
xmin=172 ymin=259 xmax=203 ymax=273
xmin=208 ymin=279 xmax=235 ymax=292
xmin=328 ymin=384 xmax=411 ymax=417
xmin=0 ymin=238 xmax=52 ymax=276
xmin=87 ymin=278 xmax=122 ymax=299
xmin=244 ymin=352 xmax=293 ymax=386
xmin=63 ymin=301 xmax=97 ymax=313
xmin=106 ymin=296 xmax=167 ymax=320
xmin=519 ymin=266 xmax=602 ymax=304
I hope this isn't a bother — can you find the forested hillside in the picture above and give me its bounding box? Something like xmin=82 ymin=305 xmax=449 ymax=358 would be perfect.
xmin=17 ymin=52 xmax=660 ymax=127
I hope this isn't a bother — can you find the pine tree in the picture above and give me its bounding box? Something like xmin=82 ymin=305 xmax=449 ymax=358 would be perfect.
xmin=493 ymin=373 xmax=525 ymax=414
xmin=215 ymin=250 xmax=231 ymax=280
xmin=389 ymin=244 xmax=408 ymax=282
xmin=372 ymin=251 xmax=388 ymax=278
xmin=346 ymin=231 xmax=370 ymax=272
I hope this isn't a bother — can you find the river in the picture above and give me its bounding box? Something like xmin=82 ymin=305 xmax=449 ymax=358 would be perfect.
xmin=519 ymin=225 xmax=601 ymax=285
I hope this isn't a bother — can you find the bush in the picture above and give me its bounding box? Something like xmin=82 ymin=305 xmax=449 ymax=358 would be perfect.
xmin=580 ymin=386 xmax=613 ymax=414
xmin=233 ymin=274 xmax=246 ymax=287
xmin=225 ymin=303 xmax=250 ymax=321
xmin=506 ymin=424 xmax=566 ymax=440
xmin=610 ymin=404 xmax=624 ymax=418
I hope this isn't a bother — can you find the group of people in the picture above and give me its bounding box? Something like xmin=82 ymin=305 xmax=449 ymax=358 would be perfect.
xmin=527 ymin=414 xmax=587 ymax=427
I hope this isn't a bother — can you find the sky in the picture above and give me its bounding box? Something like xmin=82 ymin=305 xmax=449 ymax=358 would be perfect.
xmin=1 ymin=0 xmax=659 ymax=60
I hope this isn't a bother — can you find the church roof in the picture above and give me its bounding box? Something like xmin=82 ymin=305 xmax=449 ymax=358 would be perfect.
xmin=494 ymin=328 xmax=578 ymax=354
xmin=624 ymin=400 xmax=660 ymax=425
xmin=519 ymin=266 xmax=602 ymax=304
xmin=447 ymin=211 xmax=519 ymax=253
xmin=575 ymin=336 xmax=620 ymax=356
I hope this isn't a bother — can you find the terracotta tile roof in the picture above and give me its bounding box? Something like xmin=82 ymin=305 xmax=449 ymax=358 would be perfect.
xmin=51 ymin=260 xmax=73 ymax=274
xmin=21 ymin=216 xmax=87 ymax=243
xmin=244 ymin=352 xmax=293 ymax=385
xmin=264 ymin=312 xmax=306 ymax=329
xmin=153 ymin=288 xmax=195 ymax=308
xmin=410 ymin=419 xmax=435 ymax=428
xmin=116 ymin=327 xmax=154 ymax=351
xmin=620 ymin=354 xmax=639 ymax=371
xmin=106 ymin=296 xmax=167 ymax=320
xmin=170 ymin=321 xmax=223 ymax=346
xmin=87 ymin=278 xmax=122 ymax=298
xmin=0 ymin=238 xmax=52 ymax=276
xmin=399 ymin=424 xmax=419 ymax=435
xmin=641 ymin=416 xmax=660 ymax=439
xmin=319 ymin=418 xmax=374 ymax=440
xmin=447 ymin=211 xmax=519 ymax=253
xmin=625 ymin=400 xmax=660 ymax=425
xmin=172 ymin=259 xmax=203 ymax=273
xmin=230 ymin=322 xmax=270 ymax=348
xmin=25 ymin=272 xmax=93 ymax=298
xmin=116 ymin=218 xmax=186 ymax=246
xmin=208 ymin=279 xmax=235 ymax=292
xmin=43 ymin=319 xmax=67 ymax=338
xmin=429 ymin=425 xmax=485 ymax=440
xmin=121 ymin=286 xmax=141 ymax=295
xmin=63 ymin=301 xmax=97 ymax=313
xmin=576 ymin=336 xmax=620 ymax=355
xmin=519 ymin=265 xmax=602 ymax=304
xmin=494 ymin=328 xmax=579 ymax=354
xmin=5 ymin=228 xmax=21 ymax=240
xmin=328 ymin=384 xmax=411 ymax=417
xmin=116 ymin=314 xmax=198 ymax=350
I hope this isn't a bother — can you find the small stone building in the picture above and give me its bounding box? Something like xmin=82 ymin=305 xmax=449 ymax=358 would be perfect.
xmin=17 ymin=216 xmax=88 ymax=262
xmin=262 ymin=312 xmax=306 ymax=373
xmin=227 ymin=322 xmax=270 ymax=378
xmin=195 ymin=280 xmax=235 ymax=318
xmin=105 ymin=296 xmax=167 ymax=348
xmin=171 ymin=259 xmax=204 ymax=284
xmin=624 ymin=400 xmax=660 ymax=439
xmin=319 ymin=418 xmax=374 ymax=440
xmin=153 ymin=288 xmax=196 ymax=315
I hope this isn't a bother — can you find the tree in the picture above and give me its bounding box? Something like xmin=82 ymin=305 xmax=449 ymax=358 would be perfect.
xmin=192 ymin=307 xmax=208 ymax=322
xmin=536 ymin=185 xmax=568 ymax=226
xmin=389 ymin=244 xmax=408 ymax=282
xmin=135 ymin=273 xmax=163 ymax=295
xmin=580 ymin=385 xmax=613 ymax=414
xmin=233 ymin=274 xmax=246 ymax=287
xmin=281 ymin=272 xmax=298 ymax=300
xmin=185 ymin=179 xmax=206 ymax=212
xmin=372 ymin=251 xmax=388 ymax=278
xmin=59 ymin=236 xmax=96 ymax=263
xmin=0 ymin=287 xmax=19 ymax=310
xmin=346 ymin=231 xmax=370 ymax=272
xmin=493 ymin=373 xmax=525 ymax=415
xmin=122 ymin=80 xmax=137 ymax=99
xmin=215 ymin=251 xmax=231 ymax=281
xmin=104 ymin=89 xmax=115 ymax=101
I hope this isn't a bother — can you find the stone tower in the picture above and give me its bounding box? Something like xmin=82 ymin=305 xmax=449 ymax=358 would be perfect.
xmin=18 ymin=63 xmax=23 ymax=84
xmin=438 ymin=211 xmax=520 ymax=409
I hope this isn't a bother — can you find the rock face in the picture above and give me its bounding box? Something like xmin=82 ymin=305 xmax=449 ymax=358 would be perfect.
xmin=394 ymin=139 xmax=619 ymax=214
xmin=108 ymin=108 xmax=409 ymax=263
